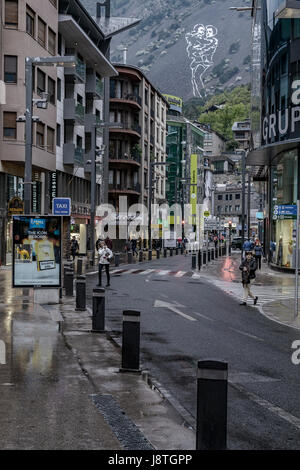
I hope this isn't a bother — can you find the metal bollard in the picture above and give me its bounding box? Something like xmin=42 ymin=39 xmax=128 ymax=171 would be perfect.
xmin=203 ymin=250 xmax=207 ymax=266
xmin=175 ymin=247 xmax=179 ymax=255
xmin=192 ymin=254 xmax=197 ymax=269
xmin=181 ymin=246 xmax=184 ymax=255
xmin=120 ymin=310 xmax=141 ymax=373
xmin=170 ymin=248 xmax=173 ymax=257
xmin=115 ymin=253 xmax=120 ymax=267
xmin=75 ymin=275 xmax=86 ymax=311
xmin=198 ymin=250 xmax=202 ymax=271
xmin=65 ymin=269 xmax=74 ymax=296
xmin=208 ymin=249 xmax=211 ymax=263
xmin=164 ymin=248 xmax=167 ymax=258
xmin=215 ymin=246 xmax=218 ymax=259
xmin=92 ymin=287 xmax=105 ymax=332
xmin=211 ymin=248 xmax=214 ymax=260
xmin=148 ymin=250 xmax=152 ymax=261
xmin=127 ymin=251 xmax=133 ymax=264
xmin=156 ymin=249 xmax=160 ymax=260
xmin=196 ymin=360 xmax=228 ymax=450
xmin=77 ymin=257 xmax=83 ymax=276
xmin=139 ymin=250 xmax=143 ymax=262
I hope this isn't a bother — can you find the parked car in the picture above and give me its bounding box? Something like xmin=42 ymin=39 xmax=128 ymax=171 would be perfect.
xmin=231 ymin=236 xmax=243 ymax=250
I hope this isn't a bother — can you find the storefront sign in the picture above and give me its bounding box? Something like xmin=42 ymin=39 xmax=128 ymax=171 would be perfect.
xmin=12 ymin=216 xmax=61 ymax=288
xmin=50 ymin=172 xmax=57 ymax=206
xmin=8 ymin=197 xmax=24 ymax=216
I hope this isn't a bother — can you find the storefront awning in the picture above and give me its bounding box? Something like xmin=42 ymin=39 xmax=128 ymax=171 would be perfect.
xmin=247 ymin=139 xmax=300 ymax=166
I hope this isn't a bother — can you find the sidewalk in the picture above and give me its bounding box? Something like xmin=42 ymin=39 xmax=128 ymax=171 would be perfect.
xmin=198 ymin=250 xmax=300 ymax=330
xmin=0 ymin=267 xmax=195 ymax=450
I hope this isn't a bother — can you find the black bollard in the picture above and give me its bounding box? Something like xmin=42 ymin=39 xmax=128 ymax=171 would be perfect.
xmin=77 ymin=258 xmax=83 ymax=276
xmin=211 ymin=248 xmax=215 ymax=260
xmin=215 ymin=246 xmax=218 ymax=259
xmin=128 ymin=251 xmax=133 ymax=264
xmin=148 ymin=250 xmax=152 ymax=261
xmin=175 ymin=247 xmax=178 ymax=255
xmin=203 ymin=250 xmax=207 ymax=266
xmin=164 ymin=248 xmax=167 ymax=258
xmin=75 ymin=275 xmax=86 ymax=311
xmin=170 ymin=248 xmax=173 ymax=257
xmin=139 ymin=250 xmax=143 ymax=262
xmin=120 ymin=310 xmax=141 ymax=373
xmin=208 ymin=249 xmax=211 ymax=263
xmin=115 ymin=253 xmax=120 ymax=267
xmin=156 ymin=249 xmax=160 ymax=259
xmin=192 ymin=254 xmax=197 ymax=269
xmin=198 ymin=250 xmax=202 ymax=271
xmin=196 ymin=360 xmax=228 ymax=450
xmin=65 ymin=269 xmax=74 ymax=296
xmin=92 ymin=287 xmax=105 ymax=332
xmin=181 ymin=246 xmax=184 ymax=255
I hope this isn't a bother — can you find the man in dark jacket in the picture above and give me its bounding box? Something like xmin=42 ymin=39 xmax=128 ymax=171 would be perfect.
xmin=239 ymin=251 xmax=258 ymax=306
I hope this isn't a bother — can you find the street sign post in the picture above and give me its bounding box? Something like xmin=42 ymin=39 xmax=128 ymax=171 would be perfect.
xmin=52 ymin=198 xmax=71 ymax=217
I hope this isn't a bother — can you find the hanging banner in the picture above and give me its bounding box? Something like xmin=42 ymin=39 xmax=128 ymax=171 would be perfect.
xmin=190 ymin=153 xmax=198 ymax=224
xmin=12 ymin=216 xmax=62 ymax=288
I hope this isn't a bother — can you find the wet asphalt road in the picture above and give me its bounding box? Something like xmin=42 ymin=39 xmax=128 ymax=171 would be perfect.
xmin=87 ymin=255 xmax=300 ymax=450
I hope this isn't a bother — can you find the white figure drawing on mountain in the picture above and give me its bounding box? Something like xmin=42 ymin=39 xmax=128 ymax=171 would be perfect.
xmin=186 ymin=24 xmax=218 ymax=98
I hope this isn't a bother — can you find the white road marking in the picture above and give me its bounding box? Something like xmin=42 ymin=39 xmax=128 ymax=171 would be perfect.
xmin=231 ymin=382 xmax=300 ymax=431
xmin=174 ymin=271 xmax=186 ymax=278
xmin=193 ymin=311 xmax=215 ymax=322
xmin=229 ymin=327 xmax=264 ymax=342
xmin=157 ymin=270 xmax=171 ymax=276
xmin=154 ymin=300 xmax=197 ymax=322
xmin=139 ymin=269 xmax=156 ymax=275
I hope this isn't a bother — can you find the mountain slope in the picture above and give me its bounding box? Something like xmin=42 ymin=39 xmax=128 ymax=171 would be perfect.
xmin=83 ymin=0 xmax=252 ymax=101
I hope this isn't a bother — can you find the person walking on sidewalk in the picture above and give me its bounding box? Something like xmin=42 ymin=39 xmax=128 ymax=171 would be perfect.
xmin=71 ymin=236 xmax=79 ymax=261
xmin=98 ymin=241 xmax=113 ymax=287
xmin=239 ymin=251 xmax=258 ymax=306
xmin=254 ymin=239 xmax=263 ymax=270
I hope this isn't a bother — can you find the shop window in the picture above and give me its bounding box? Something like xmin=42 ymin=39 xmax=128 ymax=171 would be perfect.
xmin=293 ymin=18 xmax=300 ymax=39
xmin=4 ymin=55 xmax=17 ymax=83
xmin=5 ymin=0 xmax=18 ymax=28
xmin=3 ymin=111 xmax=17 ymax=139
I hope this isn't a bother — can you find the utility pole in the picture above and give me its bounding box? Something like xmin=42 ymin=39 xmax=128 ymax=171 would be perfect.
xmin=248 ymin=170 xmax=251 ymax=240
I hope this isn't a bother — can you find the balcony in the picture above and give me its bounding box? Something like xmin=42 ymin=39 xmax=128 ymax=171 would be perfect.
xmin=108 ymin=183 xmax=141 ymax=195
xmin=85 ymin=113 xmax=104 ymax=137
xmin=109 ymin=152 xmax=141 ymax=166
xmin=110 ymin=93 xmax=142 ymax=108
xmin=110 ymin=121 xmax=141 ymax=137
xmin=275 ymin=0 xmax=300 ymax=18
xmin=65 ymin=57 xmax=86 ymax=83
xmin=63 ymin=143 xmax=84 ymax=167
xmin=86 ymin=72 xmax=104 ymax=99
xmin=64 ymin=99 xmax=85 ymax=125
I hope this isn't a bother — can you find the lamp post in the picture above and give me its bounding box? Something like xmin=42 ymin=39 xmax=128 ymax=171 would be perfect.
xmin=24 ymin=56 xmax=76 ymax=215
xmin=241 ymin=149 xmax=247 ymax=259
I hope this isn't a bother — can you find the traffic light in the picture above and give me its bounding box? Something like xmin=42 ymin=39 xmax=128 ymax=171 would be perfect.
xmin=228 ymin=220 xmax=232 ymax=229
xmin=182 ymin=220 xmax=185 ymax=225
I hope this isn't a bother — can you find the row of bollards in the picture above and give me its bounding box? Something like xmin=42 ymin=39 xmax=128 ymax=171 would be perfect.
xmin=113 ymin=247 xmax=184 ymax=267
xmin=62 ymin=264 xmax=228 ymax=450
xmin=193 ymin=243 xmax=230 ymax=271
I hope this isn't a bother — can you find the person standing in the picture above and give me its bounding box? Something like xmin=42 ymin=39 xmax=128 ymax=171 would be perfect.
xmin=239 ymin=251 xmax=258 ymax=306
xmin=131 ymin=237 xmax=138 ymax=256
xmin=98 ymin=241 xmax=113 ymax=287
xmin=71 ymin=236 xmax=79 ymax=261
xmin=254 ymin=239 xmax=263 ymax=270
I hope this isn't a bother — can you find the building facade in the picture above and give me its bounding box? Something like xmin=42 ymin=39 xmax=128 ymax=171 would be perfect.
xmin=249 ymin=0 xmax=300 ymax=269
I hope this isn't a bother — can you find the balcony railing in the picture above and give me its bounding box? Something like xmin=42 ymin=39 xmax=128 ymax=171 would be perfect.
xmin=111 ymin=121 xmax=141 ymax=136
xmin=110 ymin=152 xmax=141 ymax=164
xmin=96 ymin=78 xmax=104 ymax=98
xmin=65 ymin=57 xmax=86 ymax=83
xmin=110 ymin=93 xmax=142 ymax=106
xmin=109 ymin=183 xmax=141 ymax=193
xmin=63 ymin=143 xmax=84 ymax=167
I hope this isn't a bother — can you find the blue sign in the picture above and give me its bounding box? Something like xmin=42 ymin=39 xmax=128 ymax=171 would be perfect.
xmin=273 ymin=204 xmax=297 ymax=219
xmin=53 ymin=198 xmax=71 ymax=216
xmin=29 ymin=218 xmax=46 ymax=229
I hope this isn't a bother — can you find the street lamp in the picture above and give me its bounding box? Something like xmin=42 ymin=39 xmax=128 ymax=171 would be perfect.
xmin=24 ymin=55 xmax=76 ymax=215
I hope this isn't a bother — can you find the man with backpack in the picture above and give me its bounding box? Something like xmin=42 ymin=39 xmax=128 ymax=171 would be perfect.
xmin=239 ymin=251 xmax=258 ymax=306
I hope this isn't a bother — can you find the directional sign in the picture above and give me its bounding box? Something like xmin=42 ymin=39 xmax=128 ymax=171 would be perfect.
xmin=273 ymin=204 xmax=297 ymax=220
xmin=53 ymin=198 xmax=71 ymax=216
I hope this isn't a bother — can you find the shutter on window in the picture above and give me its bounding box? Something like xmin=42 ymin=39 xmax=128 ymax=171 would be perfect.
xmin=5 ymin=1 xmax=18 ymax=26
xmin=4 ymin=112 xmax=16 ymax=128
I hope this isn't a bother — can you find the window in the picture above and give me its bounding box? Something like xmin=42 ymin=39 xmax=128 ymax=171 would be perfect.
xmin=36 ymin=122 xmax=45 ymax=148
xmin=56 ymin=124 xmax=61 ymax=147
xmin=37 ymin=69 xmax=46 ymax=95
xmin=235 ymin=193 xmax=240 ymax=199
xmin=3 ymin=112 xmax=17 ymax=139
xmin=38 ymin=17 xmax=46 ymax=47
xmin=47 ymin=127 xmax=55 ymax=153
xmin=26 ymin=6 xmax=35 ymax=37
xmin=49 ymin=0 xmax=57 ymax=7
xmin=235 ymin=205 xmax=240 ymax=211
xmin=57 ymin=78 xmax=61 ymax=101
xmin=5 ymin=0 xmax=18 ymax=28
xmin=48 ymin=28 xmax=56 ymax=55
xmin=48 ymin=77 xmax=56 ymax=105
xmin=4 ymin=55 xmax=17 ymax=83
xmin=217 ymin=194 xmax=223 ymax=200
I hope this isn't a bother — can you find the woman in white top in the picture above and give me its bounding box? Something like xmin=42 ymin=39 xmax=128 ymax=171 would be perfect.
xmin=98 ymin=241 xmax=113 ymax=287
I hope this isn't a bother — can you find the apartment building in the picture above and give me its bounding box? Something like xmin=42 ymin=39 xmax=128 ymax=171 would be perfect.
xmin=232 ymin=119 xmax=251 ymax=150
xmin=108 ymin=64 xmax=168 ymax=215
xmin=0 ymin=0 xmax=119 ymax=264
